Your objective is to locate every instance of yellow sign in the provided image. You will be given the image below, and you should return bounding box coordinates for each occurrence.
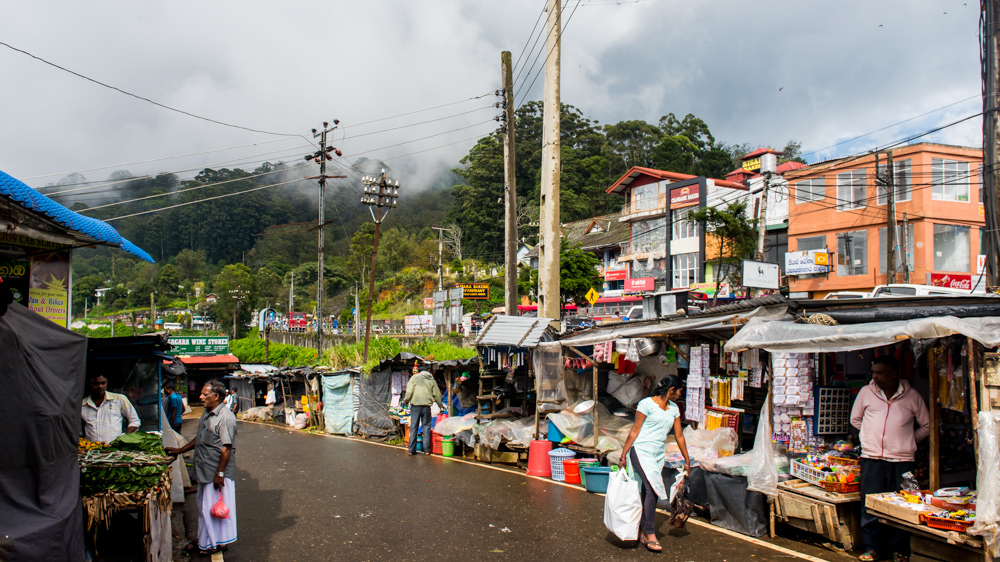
[742,157,761,172]
[585,287,599,305]
[457,282,490,300]
[814,252,829,266]
[28,288,68,327]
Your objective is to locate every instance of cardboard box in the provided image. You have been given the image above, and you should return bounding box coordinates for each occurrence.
[864,493,938,525]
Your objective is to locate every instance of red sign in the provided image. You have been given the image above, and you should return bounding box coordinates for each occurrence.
[930,273,972,290]
[670,184,700,209]
[604,268,628,281]
[625,277,655,292]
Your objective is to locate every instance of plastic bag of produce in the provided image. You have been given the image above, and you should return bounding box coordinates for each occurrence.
[210,490,230,519]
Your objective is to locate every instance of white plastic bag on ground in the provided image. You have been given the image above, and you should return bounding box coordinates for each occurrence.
[604,468,642,541]
[746,391,777,498]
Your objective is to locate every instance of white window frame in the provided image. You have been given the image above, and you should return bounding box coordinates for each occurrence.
[794,178,825,203]
[876,159,912,205]
[634,183,660,211]
[671,208,697,240]
[933,224,971,272]
[932,158,971,202]
[672,252,698,288]
[836,230,868,276]
[836,170,867,211]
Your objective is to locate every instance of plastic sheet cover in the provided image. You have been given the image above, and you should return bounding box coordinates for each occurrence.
[534,346,566,412]
[969,411,1000,557]
[478,417,536,449]
[548,401,632,453]
[725,316,1000,354]
[322,374,354,435]
[356,367,395,437]
[746,391,778,498]
[704,471,768,537]
[0,303,86,561]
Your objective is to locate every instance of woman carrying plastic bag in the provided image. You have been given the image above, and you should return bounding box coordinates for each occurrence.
[616,376,690,552]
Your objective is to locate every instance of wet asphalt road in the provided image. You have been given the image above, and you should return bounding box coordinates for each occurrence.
[209,422,851,562]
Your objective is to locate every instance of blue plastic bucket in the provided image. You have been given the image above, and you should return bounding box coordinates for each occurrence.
[547,420,565,443]
[582,466,612,493]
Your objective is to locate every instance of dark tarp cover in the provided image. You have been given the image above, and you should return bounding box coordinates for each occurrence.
[357,366,395,438]
[703,472,768,538]
[0,303,86,561]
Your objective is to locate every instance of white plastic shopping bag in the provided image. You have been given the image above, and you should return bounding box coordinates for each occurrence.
[669,471,685,505]
[603,467,642,541]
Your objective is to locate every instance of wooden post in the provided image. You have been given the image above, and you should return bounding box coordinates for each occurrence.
[567,346,600,454]
[447,368,453,417]
[928,347,941,492]
[967,338,980,462]
[534,368,541,440]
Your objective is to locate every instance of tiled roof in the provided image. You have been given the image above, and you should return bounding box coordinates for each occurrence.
[606,166,746,194]
[742,147,783,160]
[525,212,629,258]
[0,169,154,262]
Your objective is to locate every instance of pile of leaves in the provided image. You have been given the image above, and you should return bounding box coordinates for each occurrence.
[79,432,171,496]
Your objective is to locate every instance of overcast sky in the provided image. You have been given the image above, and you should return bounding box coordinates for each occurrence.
[0,0,982,196]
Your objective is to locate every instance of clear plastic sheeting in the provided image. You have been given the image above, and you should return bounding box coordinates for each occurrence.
[478,417,536,449]
[548,400,632,453]
[699,451,754,477]
[683,426,738,461]
[432,413,477,436]
[725,316,1000,354]
[534,346,567,412]
[607,372,644,408]
[969,411,1000,557]
[746,392,778,498]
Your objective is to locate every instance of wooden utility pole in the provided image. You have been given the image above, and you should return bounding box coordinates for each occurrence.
[987,0,1000,288]
[432,226,448,291]
[538,0,561,320]
[305,122,344,358]
[361,171,400,362]
[901,213,912,284]
[501,51,518,316]
[883,151,898,284]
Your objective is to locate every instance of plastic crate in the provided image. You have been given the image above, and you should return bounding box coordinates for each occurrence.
[790,459,827,487]
[920,513,974,532]
[827,455,860,468]
[822,480,860,494]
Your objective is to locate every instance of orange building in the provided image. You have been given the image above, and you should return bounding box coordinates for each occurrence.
[784,143,984,298]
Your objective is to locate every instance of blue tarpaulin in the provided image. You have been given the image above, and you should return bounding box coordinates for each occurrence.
[322,374,354,435]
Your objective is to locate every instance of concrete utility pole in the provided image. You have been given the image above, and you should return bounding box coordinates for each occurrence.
[354,283,361,343]
[501,51,518,316]
[432,226,448,291]
[902,212,912,283]
[986,0,1000,288]
[755,172,771,261]
[878,151,898,284]
[305,122,345,359]
[361,170,400,363]
[538,0,561,320]
[288,273,294,316]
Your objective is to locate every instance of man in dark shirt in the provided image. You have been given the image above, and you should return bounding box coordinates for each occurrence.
[167,380,237,555]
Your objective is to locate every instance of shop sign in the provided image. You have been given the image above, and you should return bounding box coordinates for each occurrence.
[168,336,230,356]
[604,267,628,281]
[742,157,761,172]
[669,184,700,209]
[689,282,731,298]
[979,254,987,275]
[742,260,780,289]
[624,277,655,292]
[457,282,489,300]
[785,250,829,276]
[423,297,434,309]
[930,273,972,290]
[602,289,624,298]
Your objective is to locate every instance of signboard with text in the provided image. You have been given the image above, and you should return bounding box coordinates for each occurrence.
[669,184,700,209]
[604,267,628,281]
[930,273,972,291]
[168,336,230,356]
[742,260,780,289]
[785,250,829,276]
[457,283,489,300]
[624,277,655,292]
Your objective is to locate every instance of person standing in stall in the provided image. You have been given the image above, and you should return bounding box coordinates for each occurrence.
[404,370,446,456]
[617,376,690,552]
[851,356,929,562]
[81,374,140,444]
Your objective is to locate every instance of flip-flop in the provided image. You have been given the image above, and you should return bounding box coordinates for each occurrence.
[859,551,879,562]
[645,540,662,552]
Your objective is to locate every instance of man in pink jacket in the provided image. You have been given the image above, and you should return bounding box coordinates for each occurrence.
[850,356,929,562]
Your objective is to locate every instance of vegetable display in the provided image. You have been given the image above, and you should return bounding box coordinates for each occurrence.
[79,432,172,496]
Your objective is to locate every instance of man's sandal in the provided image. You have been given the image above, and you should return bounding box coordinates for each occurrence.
[639,535,662,552]
[892,554,908,562]
[859,551,878,562]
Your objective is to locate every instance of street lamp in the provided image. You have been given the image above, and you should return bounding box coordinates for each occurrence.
[360,171,400,362]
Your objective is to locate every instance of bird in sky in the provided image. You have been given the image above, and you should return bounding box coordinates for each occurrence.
[779,87,784,92]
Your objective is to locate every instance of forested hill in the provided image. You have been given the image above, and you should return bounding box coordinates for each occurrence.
[57,102,802,322]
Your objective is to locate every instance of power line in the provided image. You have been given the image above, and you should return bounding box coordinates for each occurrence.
[0,41,303,138]
[101,177,305,221]
[512,4,548,74]
[515,0,584,110]
[512,3,555,90]
[343,91,497,129]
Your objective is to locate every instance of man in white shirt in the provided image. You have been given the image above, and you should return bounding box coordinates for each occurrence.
[81,374,140,444]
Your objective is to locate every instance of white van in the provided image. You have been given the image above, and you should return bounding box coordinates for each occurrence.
[871,284,974,298]
[823,291,871,300]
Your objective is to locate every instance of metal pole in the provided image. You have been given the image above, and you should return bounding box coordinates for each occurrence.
[885,151,897,284]
[364,210,381,363]
[902,212,912,284]
[317,128,327,358]
[538,0,561,321]
[755,172,770,261]
[361,172,399,362]
[986,0,1000,287]
[502,51,518,317]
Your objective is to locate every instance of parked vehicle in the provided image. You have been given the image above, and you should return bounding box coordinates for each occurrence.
[871,283,976,298]
[288,311,308,331]
[823,291,871,300]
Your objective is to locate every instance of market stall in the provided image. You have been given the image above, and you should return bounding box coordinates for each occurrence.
[726,296,1000,559]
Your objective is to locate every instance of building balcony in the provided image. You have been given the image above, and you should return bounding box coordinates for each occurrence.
[619,198,667,222]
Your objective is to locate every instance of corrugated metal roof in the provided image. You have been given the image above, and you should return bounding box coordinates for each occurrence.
[475,315,555,348]
[0,169,154,262]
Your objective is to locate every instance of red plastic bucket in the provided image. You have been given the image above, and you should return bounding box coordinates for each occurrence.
[526,440,554,477]
[563,459,582,484]
[432,432,444,455]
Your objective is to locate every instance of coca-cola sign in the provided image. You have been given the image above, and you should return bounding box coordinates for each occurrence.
[930,273,972,290]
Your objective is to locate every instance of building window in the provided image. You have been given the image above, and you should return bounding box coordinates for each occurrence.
[672,252,698,288]
[836,230,868,276]
[794,178,825,203]
[876,159,911,205]
[932,158,970,202]
[934,224,970,272]
[631,217,666,254]
[671,208,697,240]
[836,170,867,211]
[878,225,915,274]
[634,182,665,211]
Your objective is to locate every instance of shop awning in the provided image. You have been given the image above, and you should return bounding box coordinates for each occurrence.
[475,315,555,348]
[724,315,1000,354]
[543,303,790,348]
[177,354,241,366]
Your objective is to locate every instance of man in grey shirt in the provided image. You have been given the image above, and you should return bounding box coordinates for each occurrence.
[167,380,238,555]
